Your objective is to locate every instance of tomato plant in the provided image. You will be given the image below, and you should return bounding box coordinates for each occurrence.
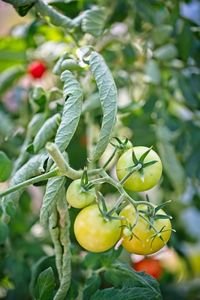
[0,0,199,299]
[120,204,172,255]
[66,179,96,209]
[116,146,163,192]
[28,60,46,79]
[74,204,121,253]
[133,258,163,279]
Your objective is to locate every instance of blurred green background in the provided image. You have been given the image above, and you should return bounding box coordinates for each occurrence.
[0,0,200,299]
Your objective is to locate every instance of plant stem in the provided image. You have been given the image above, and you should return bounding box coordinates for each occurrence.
[0,169,58,198]
[103,147,118,169]
[120,163,142,185]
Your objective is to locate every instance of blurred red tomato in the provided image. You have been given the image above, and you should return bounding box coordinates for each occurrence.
[133,258,163,279]
[28,61,46,79]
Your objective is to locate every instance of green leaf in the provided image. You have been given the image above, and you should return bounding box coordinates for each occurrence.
[0,66,25,95]
[55,70,83,152]
[154,44,177,61]
[91,286,160,300]
[82,7,106,37]
[156,125,185,194]
[83,248,122,270]
[0,151,12,182]
[29,87,47,113]
[0,220,9,244]
[145,59,161,85]
[102,263,162,300]
[40,176,66,226]
[83,274,101,300]
[2,152,48,218]
[30,114,61,153]
[0,111,14,138]
[89,51,117,161]
[30,256,56,298]
[35,267,55,300]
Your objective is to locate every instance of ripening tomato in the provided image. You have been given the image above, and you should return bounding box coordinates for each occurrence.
[28,61,46,79]
[74,204,121,253]
[116,146,162,192]
[66,179,96,209]
[120,204,171,255]
[133,258,163,279]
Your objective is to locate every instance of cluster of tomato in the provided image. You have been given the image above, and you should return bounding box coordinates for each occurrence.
[66,146,172,256]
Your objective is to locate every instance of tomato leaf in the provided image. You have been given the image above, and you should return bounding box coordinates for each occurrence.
[156,125,185,194]
[30,256,56,298]
[2,152,48,218]
[29,114,61,154]
[101,263,162,300]
[83,274,101,300]
[81,7,106,37]
[35,267,55,300]
[0,65,25,95]
[89,51,118,161]
[0,151,12,182]
[40,176,66,226]
[55,70,83,152]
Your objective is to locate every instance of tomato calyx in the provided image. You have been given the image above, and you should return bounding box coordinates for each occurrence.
[80,167,94,192]
[110,137,133,152]
[96,192,123,222]
[120,146,159,185]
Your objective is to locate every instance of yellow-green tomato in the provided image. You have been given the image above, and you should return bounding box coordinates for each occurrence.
[74,204,121,253]
[120,204,172,255]
[116,146,162,192]
[66,179,96,209]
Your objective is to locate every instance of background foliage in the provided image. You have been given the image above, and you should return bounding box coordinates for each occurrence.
[0,0,200,299]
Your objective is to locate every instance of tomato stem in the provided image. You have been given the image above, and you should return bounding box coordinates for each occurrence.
[0,168,59,198]
[120,163,142,185]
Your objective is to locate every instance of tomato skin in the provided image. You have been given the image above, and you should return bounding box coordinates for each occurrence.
[116,146,162,192]
[74,204,121,253]
[133,258,163,279]
[28,61,46,79]
[120,204,171,255]
[66,179,96,209]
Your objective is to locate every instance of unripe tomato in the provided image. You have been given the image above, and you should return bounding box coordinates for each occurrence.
[133,258,163,279]
[116,146,162,192]
[66,179,96,209]
[74,204,121,253]
[120,204,171,255]
[28,61,46,79]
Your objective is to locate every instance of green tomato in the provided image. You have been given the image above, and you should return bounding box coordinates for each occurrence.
[120,204,172,255]
[74,204,121,253]
[116,146,162,192]
[66,179,96,209]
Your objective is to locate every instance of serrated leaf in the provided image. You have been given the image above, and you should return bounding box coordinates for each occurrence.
[0,66,25,95]
[55,70,83,152]
[89,51,117,161]
[40,176,66,226]
[0,151,12,182]
[31,114,61,153]
[104,263,161,299]
[82,7,106,37]
[91,286,161,300]
[35,267,55,300]
[83,274,101,300]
